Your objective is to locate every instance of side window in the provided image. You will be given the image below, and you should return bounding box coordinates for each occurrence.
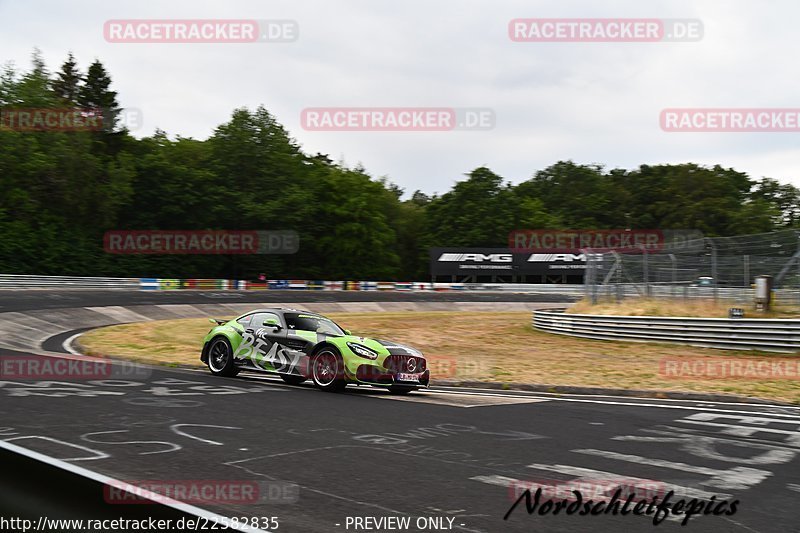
[250,312,281,328]
[236,314,252,328]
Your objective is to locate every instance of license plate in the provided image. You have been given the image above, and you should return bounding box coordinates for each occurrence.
[396,373,420,383]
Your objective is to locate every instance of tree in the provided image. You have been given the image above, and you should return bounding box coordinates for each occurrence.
[425,167,517,247]
[78,60,119,131]
[3,50,800,280]
[13,49,57,107]
[514,161,618,228]
[0,62,18,106]
[52,52,82,104]
[750,177,800,227]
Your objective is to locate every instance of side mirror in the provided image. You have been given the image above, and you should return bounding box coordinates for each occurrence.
[344,329,352,335]
[263,318,281,329]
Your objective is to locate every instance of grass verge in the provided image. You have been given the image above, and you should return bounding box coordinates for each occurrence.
[78,311,800,404]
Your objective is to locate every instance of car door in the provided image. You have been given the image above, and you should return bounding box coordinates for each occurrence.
[250,312,288,369]
[231,312,284,370]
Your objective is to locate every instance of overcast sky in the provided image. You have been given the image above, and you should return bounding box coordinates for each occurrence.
[1,0,798,196]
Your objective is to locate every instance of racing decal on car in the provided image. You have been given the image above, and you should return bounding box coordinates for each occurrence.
[202,308,430,391]
[233,330,307,376]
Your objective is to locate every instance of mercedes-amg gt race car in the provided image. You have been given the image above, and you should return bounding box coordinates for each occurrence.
[200,308,430,393]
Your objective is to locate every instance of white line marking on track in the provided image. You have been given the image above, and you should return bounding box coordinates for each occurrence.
[62,332,83,355]
[0,439,268,532]
[432,384,800,407]
[425,389,800,419]
[170,423,241,445]
[3,436,110,461]
[139,368,800,419]
[572,449,771,491]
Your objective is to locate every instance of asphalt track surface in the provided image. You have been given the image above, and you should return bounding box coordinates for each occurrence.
[1,291,799,533]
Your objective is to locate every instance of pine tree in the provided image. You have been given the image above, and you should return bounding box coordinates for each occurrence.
[78,60,120,131]
[52,52,82,104]
[14,48,56,106]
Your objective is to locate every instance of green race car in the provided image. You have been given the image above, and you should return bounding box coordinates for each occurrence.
[200,308,430,393]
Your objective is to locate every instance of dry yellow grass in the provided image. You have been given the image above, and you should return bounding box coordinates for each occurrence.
[568,297,800,318]
[79,312,800,403]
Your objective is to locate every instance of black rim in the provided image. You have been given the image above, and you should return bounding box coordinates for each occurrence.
[208,339,230,372]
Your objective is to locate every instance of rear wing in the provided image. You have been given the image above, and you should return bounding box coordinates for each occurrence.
[208,318,228,326]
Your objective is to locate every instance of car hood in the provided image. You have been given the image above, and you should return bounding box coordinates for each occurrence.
[338,335,423,357]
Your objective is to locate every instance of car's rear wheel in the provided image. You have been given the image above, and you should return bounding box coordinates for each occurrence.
[279,374,307,386]
[388,385,415,395]
[207,337,239,377]
[311,348,346,392]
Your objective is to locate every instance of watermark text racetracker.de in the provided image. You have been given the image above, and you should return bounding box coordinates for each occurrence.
[0,107,143,132]
[0,354,149,381]
[104,19,298,43]
[301,108,495,131]
[660,357,800,380]
[104,479,297,505]
[103,230,299,255]
[509,18,703,42]
[661,108,800,132]
[509,229,704,253]
[426,355,491,380]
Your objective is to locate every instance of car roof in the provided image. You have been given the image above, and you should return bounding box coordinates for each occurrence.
[239,308,321,316]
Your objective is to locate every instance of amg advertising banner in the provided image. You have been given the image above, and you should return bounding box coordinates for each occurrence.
[430,248,601,276]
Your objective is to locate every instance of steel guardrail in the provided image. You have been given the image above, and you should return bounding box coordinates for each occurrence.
[532,309,800,352]
[3,274,800,303]
[0,274,140,289]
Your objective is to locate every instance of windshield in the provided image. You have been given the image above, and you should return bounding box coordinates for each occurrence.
[283,313,345,336]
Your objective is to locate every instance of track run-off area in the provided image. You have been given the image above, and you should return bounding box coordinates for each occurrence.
[0,290,799,533]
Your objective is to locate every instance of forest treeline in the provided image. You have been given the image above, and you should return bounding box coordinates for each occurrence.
[1,51,798,280]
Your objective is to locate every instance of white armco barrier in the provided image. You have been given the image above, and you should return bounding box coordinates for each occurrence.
[0,274,141,290]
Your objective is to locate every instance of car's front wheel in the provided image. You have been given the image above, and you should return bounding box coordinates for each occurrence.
[207,337,239,377]
[311,348,346,392]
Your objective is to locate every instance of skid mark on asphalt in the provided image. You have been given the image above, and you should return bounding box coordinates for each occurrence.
[369,391,550,408]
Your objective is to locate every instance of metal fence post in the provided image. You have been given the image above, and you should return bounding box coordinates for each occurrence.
[582,248,591,301]
[582,247,599,304]
[795,234,800,304]
[639,244,650,297]
[669,253,676,297]
[705,238,718,302]
[744,254,749,288]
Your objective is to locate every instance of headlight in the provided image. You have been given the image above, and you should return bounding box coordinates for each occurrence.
[347,342,378,360]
